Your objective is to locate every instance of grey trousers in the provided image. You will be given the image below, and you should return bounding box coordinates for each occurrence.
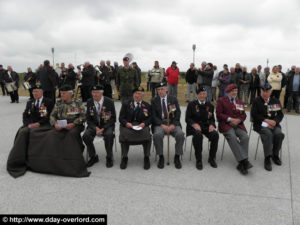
[167,84,178,98]
[258,127,284,157]
[153,126,185,156]
[223,127,249,162]
[186,83,196,101]
[238,85,249,105]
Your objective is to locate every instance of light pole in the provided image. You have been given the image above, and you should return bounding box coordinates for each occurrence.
[51,47,55,66]
[267,58,269,67]
[192,44,196,64]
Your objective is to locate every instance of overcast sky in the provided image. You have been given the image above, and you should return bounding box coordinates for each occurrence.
[0,0,299,72]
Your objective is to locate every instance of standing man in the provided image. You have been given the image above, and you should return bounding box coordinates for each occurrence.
[166,61,180,98]
[238,66,250,107]
[80,62,96,102]
[152,83,185,169]
[186,86,219,170]
[148,61,164,98]
[132,62,142,86]
[83,85,116,168]
[216,84,252,175]
[39,60,57,103]
[97,60,112,99]
[106,60,115,95]
[185,63,197,102]
[286,67,300,113]
[118,87,152,170]
[3,66,19,103]
[0,65,8,96]
[24,67,37,99]
[198,63,214,102]
[7,85,54,178]
[251,83,284,171]
[116,56,139,101]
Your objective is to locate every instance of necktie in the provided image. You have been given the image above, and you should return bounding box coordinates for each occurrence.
[162,98,168,119]
[97,102,101,114]
[35,99,39,108]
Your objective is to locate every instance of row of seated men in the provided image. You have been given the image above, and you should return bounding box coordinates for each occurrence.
[6,82,284,178]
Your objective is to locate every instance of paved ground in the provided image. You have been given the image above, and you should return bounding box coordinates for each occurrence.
[0,96,298,225]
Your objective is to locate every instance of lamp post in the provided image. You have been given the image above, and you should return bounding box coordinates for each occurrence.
[51,47,55,66]
[192,44,196,64]
[267,58,269,67]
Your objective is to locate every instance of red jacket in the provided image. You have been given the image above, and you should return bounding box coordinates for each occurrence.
[216,96,247,133]
[166,66,179,85]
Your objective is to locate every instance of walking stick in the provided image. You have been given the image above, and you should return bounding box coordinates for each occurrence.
[167,112,170,165]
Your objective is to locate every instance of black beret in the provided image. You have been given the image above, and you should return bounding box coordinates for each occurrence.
[59,84,73,91]
[132,86,145,94]
[92,85,104,91]
[32,85,42,90]
[196,86,206,94]
[261,83,272,91]
[156,82,167,88]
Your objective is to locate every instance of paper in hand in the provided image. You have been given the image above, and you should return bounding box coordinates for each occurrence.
[57,120,68,128]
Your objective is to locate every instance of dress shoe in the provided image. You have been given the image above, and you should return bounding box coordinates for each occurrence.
[196,159,203,170]
[16,100,19,103]
[272,155,282,166]
[144,156,150,170]
[244,159,253,169]
[264,156,272,171]
[86,155,99,167]
[174,155,182,169]
[157,155,164,169]
[120,157,128,169]
[106,156,113,168]
[236,162,248,175]
[208,158,217,168]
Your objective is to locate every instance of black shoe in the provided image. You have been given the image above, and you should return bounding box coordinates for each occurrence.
[272,155,282,166]
[10,101,15,103]
[86,155,99,167]
[264,156,272,171]
[144,156,150,170]
[120,157,128,169]
[157,155,164,169]
[244,160,253,170]
[106,157,113,168]
[196,159,203,170]
[174,155,182,169]
[236,162,248,175]
[16,100,19,103]
[208,158,217,168]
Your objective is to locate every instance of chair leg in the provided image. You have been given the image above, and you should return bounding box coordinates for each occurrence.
[254,136,260,160]
[184,135,187,152]
[249,123,253,139]
[280,148,282,160]
[221,137,226,160]
[114,136,117,152]
[189,140,193,161]
[85,146,89,162]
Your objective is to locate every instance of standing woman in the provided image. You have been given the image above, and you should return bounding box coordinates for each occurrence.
[267,66,282,99]
[211,65,219,102]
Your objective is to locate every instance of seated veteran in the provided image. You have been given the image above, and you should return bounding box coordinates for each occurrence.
[216,84,252,175]
[152,83,185,169]
[250,83,284,171]
[83,85,116,168]
[27,84,89,177]
[7,85,54,178]
[185,86,219,170]
[119,86,152,170]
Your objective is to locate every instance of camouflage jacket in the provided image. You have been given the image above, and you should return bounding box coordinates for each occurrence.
[50,98,86,126]
[116,66,138,98]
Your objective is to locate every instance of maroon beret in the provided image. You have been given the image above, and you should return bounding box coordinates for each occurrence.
[225,84,238,93]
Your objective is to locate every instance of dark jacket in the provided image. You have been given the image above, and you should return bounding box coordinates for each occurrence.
[3,71,19,88]
[185,68,197,84]
[24,72,37,86]
[23,97,54,126]
[119,98,151,127]
[95,65,110,86]
[81,65,96,86]
[185,100,216,136]
[230,72,238,84]
[65,68,77,89]
[0,69,6,84]
[38,67,57,91]
[151,95,181,127]
[237,72,251,86]
[86,97,116,130]
[198,69,213,86]
[286,73,300,95]
[218,72,231,90]
[249,73,260,89]
[251,96,284,132]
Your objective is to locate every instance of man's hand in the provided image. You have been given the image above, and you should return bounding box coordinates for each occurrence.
[138,123,145,128]
[161,124,170,133]
[209,125,215,132]
[28,123,40,129]
[264,119,276,129]
[230,118,241,127]
[96,127,104,136]
[65,123,75,130]
[168,124,175,132]
[126,122,133,129]
[192,123,201,131]
[55,123,62,131]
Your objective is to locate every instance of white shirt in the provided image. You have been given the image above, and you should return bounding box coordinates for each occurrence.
[134,101,142,108]
[160,96,168,118]
[94,96,104,113]
[198,100,206,105]
[35,96,43,108]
